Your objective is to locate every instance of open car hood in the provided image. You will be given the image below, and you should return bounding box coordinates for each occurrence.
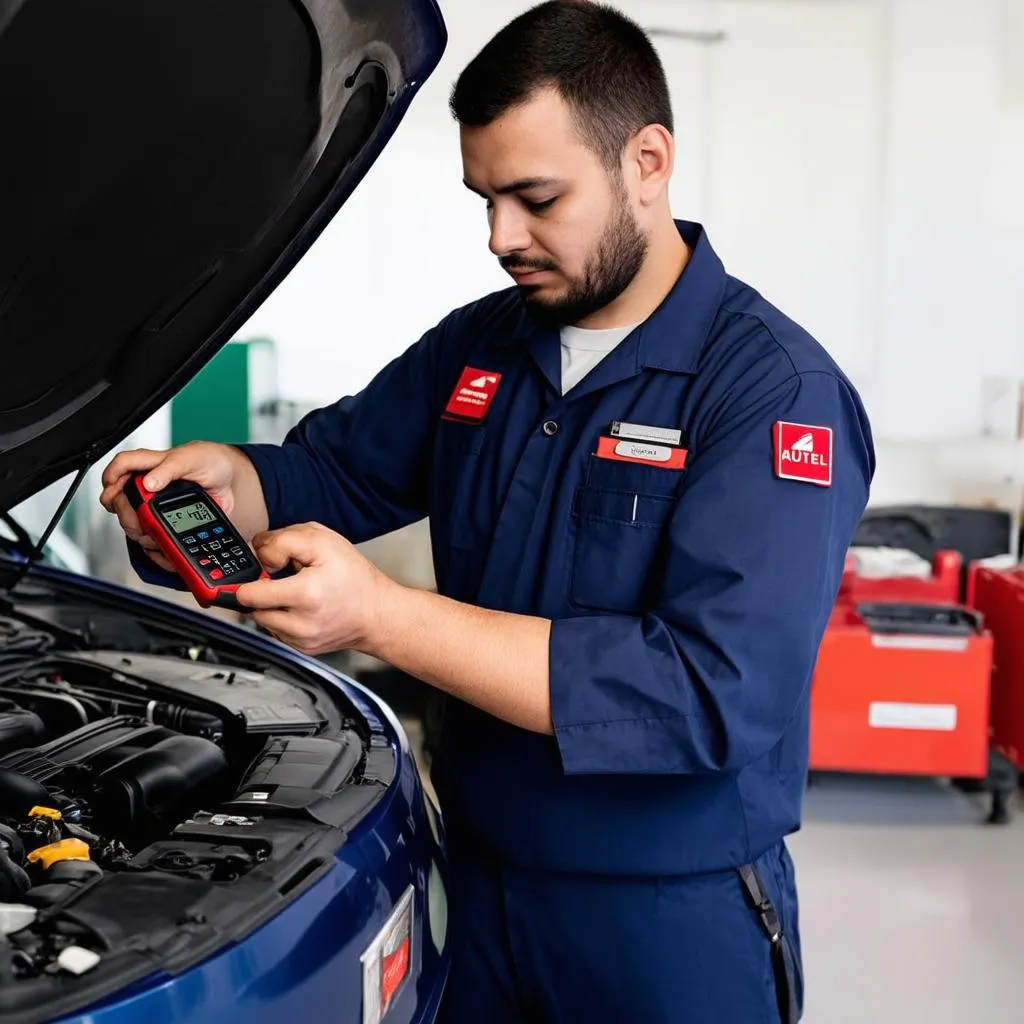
[0,0,446,512]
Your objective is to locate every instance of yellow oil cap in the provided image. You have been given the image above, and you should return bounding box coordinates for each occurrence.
[26,838,90,869]
[28,806,63,821]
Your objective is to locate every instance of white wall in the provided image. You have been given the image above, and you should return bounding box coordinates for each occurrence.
[237,0,532,401]
[870,0,1024,507]
[81,0,1019,579]
[233,0,1024,509]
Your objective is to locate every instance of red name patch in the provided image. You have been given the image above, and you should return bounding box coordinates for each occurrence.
[773,421,833,487]
[443,367,502,423]
[596,435,687,469]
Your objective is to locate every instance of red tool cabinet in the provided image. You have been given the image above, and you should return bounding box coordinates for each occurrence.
[838,549,962,605]
[970,566,1024,771]
[809,601,992,779]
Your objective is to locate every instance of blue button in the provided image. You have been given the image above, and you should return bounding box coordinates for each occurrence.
[213,526,225,535]
[197,530,210,540]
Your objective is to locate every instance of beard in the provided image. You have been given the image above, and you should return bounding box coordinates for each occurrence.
[504,189,648,330]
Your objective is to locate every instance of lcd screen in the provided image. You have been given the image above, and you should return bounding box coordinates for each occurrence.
[162,500,217,535]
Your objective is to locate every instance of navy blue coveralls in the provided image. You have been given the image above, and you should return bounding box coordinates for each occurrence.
[132,222,874,1022]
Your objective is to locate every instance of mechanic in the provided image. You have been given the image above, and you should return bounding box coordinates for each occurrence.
[100,2,874,1021]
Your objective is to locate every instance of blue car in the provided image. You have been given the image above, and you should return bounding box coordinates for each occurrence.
[0,1,450,1022]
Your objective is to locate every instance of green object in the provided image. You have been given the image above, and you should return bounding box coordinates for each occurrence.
[171,337,276,446]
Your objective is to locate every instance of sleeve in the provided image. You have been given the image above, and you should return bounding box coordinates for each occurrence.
[127,539,189,591]
[237,313,457,541]
[549,369,875,775]
[126,309,468,591]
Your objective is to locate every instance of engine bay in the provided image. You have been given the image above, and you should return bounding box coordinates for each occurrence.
[0,580,397,1022]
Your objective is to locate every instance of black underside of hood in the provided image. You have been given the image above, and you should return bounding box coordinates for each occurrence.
[0,0,446,511]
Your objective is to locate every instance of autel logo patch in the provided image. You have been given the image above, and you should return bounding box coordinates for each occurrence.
[443,367,503,423]
[773,421,833,486]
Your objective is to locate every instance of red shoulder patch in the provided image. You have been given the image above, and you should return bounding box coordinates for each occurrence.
[773,421,833,487]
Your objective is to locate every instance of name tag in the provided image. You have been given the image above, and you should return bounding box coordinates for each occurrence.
[611,421,683,446]
[596,435,687,468]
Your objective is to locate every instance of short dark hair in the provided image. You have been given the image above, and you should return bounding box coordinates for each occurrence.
[449,1,673,170]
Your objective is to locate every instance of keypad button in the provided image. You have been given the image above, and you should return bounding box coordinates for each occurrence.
[231,546,244,556]
[209,540,222,551]
[199,558,211,566]
[209,568,224,581]
[188,546,200,555]
[213,526,225,535]
[197,531,210,540]
[237,555,250,566]
[184,536,197,545]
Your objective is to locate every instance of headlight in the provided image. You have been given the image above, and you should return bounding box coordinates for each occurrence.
[361,885,414,1024]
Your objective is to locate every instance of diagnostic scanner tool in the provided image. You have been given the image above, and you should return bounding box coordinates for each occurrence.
[125,474,268,610]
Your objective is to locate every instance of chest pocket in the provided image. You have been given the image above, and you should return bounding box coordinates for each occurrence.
[570,455,684,614]
[435,422,489,550]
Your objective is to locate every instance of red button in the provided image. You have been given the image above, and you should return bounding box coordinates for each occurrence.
[209,569,223,580]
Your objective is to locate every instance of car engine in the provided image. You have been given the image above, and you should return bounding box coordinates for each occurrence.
[0,602,396,1019]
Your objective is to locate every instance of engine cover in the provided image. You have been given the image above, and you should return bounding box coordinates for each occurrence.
[0,716,228,833]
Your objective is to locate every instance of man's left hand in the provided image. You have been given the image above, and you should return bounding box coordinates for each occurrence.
[235,523,391,657]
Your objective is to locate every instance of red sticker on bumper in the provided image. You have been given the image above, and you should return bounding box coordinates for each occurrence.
[443,367,502,422]
[774,421,833,486]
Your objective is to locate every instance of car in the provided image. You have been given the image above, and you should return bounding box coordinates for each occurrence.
[0,1,450,1022]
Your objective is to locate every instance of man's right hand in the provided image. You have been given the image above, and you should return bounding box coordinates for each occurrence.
[99,441,270,573]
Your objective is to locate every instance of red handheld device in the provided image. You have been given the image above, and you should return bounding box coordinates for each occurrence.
[124,474,268,610]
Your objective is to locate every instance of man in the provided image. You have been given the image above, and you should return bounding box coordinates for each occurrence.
[100,2,874,1021]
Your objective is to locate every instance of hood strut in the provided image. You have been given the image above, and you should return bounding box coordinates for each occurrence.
[7,463,91,591]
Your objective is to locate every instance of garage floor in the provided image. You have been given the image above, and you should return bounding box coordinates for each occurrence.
[402,712,1024,1023]
[792,775,1024,1024]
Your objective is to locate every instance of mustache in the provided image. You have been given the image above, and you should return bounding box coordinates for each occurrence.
[500,256,558,272]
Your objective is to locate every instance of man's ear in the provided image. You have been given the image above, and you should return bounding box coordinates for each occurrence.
[626,124,674,206]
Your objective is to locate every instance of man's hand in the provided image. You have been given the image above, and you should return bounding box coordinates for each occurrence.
[99,441,270,571]
[237,522,554,734]
[235,523,392,656]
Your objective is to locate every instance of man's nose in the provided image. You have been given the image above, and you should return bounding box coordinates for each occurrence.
[488,204,530,257]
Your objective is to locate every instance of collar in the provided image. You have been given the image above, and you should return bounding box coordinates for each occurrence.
[492,220,727,376]
[636,220,726,374]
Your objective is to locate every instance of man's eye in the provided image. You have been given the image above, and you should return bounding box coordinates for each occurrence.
[525,197,558,213]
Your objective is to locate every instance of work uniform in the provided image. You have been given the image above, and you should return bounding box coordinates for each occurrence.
[132,221,874,1022]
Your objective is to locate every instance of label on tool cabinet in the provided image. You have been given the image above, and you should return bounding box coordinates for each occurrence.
[868,702,958,731]
[870,635,969,652]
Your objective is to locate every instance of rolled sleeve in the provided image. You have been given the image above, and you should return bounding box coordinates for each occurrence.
[551,369,874,775]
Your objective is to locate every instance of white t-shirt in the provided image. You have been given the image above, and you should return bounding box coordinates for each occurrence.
[559,323,638,395]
